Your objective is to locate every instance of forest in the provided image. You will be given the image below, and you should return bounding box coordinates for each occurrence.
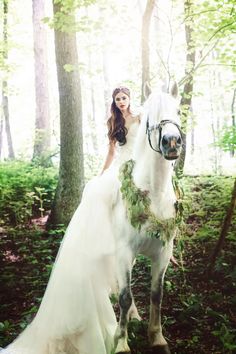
[0,0,236,353]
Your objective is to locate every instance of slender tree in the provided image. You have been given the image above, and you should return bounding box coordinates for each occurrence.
[49,1,84,226]
[2,0,15,160]
[88,57,98,153]
[86,22,98,153]
[230,88,236,157]
[32,0,51,163]
[141,0,155,103]
[177,0,196,176]
[102,46,111,119]
[99,5,112,119]
[0,114,3,158]
[208,177,236,275]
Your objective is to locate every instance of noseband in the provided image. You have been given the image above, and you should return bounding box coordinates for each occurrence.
[146,118,183,154]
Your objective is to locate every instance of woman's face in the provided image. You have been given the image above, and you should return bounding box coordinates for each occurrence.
[114,91,130,113]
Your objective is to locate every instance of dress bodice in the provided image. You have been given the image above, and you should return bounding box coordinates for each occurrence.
[115,120,140,166]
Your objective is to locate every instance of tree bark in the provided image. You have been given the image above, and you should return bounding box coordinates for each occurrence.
[208,178,236,275]
[209,54,218,174]
[32,0,51,162]
[88,39,98,153]
[2,0,15,160]
[176,0,195,176]
[49,3,84,227]
[141,0,155,103]
[0,110,3,159]
[102,47,111,119]
[230,88,236,157]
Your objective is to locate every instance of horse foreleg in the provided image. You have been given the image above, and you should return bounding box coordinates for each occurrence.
[148,250,172,354]
[115,271,132,353]
[129,300,142,321]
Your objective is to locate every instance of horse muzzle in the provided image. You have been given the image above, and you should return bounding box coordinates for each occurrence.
[161,134,182,160]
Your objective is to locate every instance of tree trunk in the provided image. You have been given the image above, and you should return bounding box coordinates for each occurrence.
[102,48,111,119]
[190,113,194,155]
[98,6,111,119]
[141,0,155,103]
[209,55,218,174]
[32,0,51,162]
[88,41,98,153]
[0,110,3,159]
[177,0,195,176]
[230,88,236,157]
[208,177,236,275]
[49,3,84,227]
[2,1,15,160]
[2,82,14,159]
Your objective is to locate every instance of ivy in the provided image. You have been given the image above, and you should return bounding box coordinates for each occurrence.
[119,160,184,242]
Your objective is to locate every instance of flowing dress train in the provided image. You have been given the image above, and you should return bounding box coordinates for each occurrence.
[1,121,139,354]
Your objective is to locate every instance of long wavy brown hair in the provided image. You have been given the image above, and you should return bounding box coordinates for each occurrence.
[107,87,131,145]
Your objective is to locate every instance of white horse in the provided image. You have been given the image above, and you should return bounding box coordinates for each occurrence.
[0,89,182,354]
[113,89,183,354]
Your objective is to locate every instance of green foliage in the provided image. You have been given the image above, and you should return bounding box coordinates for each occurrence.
[0,320,13,345]
[119,160,183,241]
[183,175,235,238]
[213,323,236,352]
[0,1,18,78]
[63,63,75,72]
[192,0,236,45]
[119,159,151,229]
[0,225,64,347]
[216,125,236,152]
[44,0,98,33]
[0,176,235,352]
[0,161,58,225]
[179,0,236,91]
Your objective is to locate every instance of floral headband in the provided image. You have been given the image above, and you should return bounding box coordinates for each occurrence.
[112,86,130,99]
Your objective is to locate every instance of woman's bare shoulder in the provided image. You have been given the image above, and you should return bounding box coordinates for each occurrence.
[131,107,143,123]
[133,115,141,123]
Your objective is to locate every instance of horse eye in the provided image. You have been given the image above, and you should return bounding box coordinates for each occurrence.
[162,136,169,146]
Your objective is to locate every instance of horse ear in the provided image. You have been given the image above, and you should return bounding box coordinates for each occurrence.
[143,81,151,100]
[171,82,178,98]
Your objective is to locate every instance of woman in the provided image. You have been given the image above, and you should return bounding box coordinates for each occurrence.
[1,87,140,354]
[101,86,140,173]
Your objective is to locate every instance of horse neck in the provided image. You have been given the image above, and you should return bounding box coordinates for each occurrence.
[134,151,173,193]
[133,145,175,218]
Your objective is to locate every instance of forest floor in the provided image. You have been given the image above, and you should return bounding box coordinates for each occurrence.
[0,176,236,354]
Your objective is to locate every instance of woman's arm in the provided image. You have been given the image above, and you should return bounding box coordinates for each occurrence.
[101,141,116,174]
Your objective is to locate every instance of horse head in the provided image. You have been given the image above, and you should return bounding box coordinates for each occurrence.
[144,89,183,161]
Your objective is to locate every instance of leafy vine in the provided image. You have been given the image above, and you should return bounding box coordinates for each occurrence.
[119,159,184,242]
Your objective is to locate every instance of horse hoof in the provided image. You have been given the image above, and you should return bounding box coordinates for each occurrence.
[151,344,171,354]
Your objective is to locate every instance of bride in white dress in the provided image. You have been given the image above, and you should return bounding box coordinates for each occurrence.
[1,87,140,354]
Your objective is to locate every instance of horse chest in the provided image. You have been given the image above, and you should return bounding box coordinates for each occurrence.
[150,194,176,220]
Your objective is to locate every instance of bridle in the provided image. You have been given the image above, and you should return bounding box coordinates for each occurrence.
[146,117,183,154]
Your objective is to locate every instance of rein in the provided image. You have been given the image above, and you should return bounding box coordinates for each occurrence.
[146,118,183,154]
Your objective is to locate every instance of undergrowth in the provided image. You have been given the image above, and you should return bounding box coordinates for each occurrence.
[0,161,58,225]
[0,172,235,353]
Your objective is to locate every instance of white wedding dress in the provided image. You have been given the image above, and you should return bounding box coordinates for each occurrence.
[1,121,140,354]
